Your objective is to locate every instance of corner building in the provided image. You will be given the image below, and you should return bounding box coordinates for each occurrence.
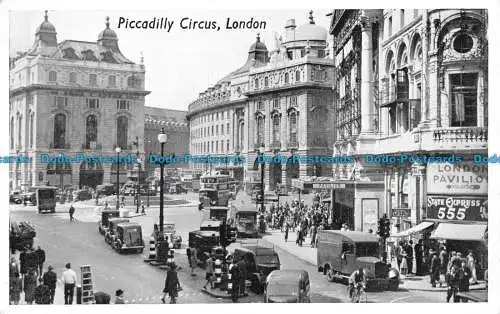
[9,12,149,190]
[329,9,487,271]
[187,12,334,190]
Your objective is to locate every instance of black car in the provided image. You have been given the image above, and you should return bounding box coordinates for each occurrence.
[10,192,23,204]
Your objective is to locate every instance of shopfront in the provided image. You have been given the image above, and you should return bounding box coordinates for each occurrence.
[425,162,488,278]
[333,186,355,230]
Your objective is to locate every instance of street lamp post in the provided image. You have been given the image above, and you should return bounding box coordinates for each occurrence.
[136,157,142,214]
[158,128,167,234]
[115,146,121,210]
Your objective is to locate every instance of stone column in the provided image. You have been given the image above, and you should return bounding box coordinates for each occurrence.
[420,24,430,125]
[360,17,374,134]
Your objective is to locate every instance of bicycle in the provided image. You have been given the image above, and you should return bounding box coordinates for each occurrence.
[347,284,367,303]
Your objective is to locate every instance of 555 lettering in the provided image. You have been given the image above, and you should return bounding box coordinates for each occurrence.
[436,207,466,220]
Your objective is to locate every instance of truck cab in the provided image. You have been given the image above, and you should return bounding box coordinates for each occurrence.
[98,210,120,235]
[317,230,399,290]
[105,218,130,245]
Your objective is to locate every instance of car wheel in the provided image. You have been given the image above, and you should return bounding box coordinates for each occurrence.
[16,200,22,204]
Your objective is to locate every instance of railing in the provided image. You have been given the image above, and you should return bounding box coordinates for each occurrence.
[433,127,488,144]
[270,141,281,150]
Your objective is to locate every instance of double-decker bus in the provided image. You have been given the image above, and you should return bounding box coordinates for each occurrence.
[199,173,231,207]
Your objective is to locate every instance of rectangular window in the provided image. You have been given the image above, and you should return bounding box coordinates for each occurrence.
[227,140,230,152]
[49,71,57,82]
[227,123,230,134]
[388,17,393,37]
[89,74,97,86]
[86,98,100,109]
[450,73,478,127]
[221,124,224,135]
[108,75,116,87]
[400,9,405,28]
[69,72,77,83]
[211,125,214,135]
[389,107,397,134]
[273,98,280,110]
[257,101,265,111]
[116,99,130,110]
[216,125,219,135]
[54,96,68,108]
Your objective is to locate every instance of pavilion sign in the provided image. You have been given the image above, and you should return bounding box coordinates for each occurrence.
[427,162,487,195]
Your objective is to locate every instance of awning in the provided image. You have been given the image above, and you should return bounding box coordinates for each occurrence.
[392,221,434,237]
[430,223,487,241]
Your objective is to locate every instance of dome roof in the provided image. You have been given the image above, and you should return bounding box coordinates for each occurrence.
[36,11,56,34]
[248,33,268,53]
[98,17,117,40]
[294,11,327,42]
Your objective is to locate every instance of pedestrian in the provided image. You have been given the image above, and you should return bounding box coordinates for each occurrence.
[34,278,51,304]
[10,257,19,279]
[61,262,77,304]
[10,271,23,305]
[203,255,214,289]
[230,261,240,303]
[459,261,471,302]
[414,240,424,275]
[237,258,247,297]
[42,265,57,304]
[190,247,198,276]
[400,245,408,276]
[19,248,27,279]
[69,203,75,222]
[141,202,146,214]
[35,246,46,278]
[25,247,38,277]
[24,269,37,304]
[439,246,448,286]
[284,223,289,242]
[162,263,181,304]
[429,250,440,288]
[186,247,192,268]
[467,251,478,284]
[446,265,460,303]
[406,240,414,275]
[114,289,125,304]
[311,225,317,248]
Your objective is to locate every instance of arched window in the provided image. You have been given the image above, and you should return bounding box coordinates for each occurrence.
[272,114,280,143]
[255,78,259,89]
[284,73,289,84]
[295,71,301,82]
[117,116,128,149]
[264,77,269,87]
[53,113,66,149]
[49,71,57,82]
[238,121,245,151]
[289,111,297,144]
[256,116,264,145]
[10,117,14,149]
[86,115,98,149]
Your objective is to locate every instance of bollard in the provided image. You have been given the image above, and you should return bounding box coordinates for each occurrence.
[167,242,175,266]
[76,285,82,304]
[146,236,156,260]
[214,258,222,286]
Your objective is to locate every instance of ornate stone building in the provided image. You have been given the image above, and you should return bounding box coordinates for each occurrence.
[329,10,488,239]
[187,12,335,189]
[9,12,149,190]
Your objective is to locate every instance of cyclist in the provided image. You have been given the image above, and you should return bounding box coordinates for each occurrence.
[348,267,366,302]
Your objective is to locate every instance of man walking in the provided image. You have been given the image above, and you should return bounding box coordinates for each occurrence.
[230,261,240,303]
[61,263,77,304]
[69,204,75,222]
[34,278,51,304]
[430,250,440,288]
[35,246,46,277]
[42,265,57,304]
[414,240,423,275]
[406,240,414,275]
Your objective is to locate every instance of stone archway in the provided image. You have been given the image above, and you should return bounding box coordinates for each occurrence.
[79,161,103,189]
[46,162,72,188]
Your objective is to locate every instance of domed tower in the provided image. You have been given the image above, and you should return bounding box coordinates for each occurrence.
[248,33,268,65]
[97,16,119,52]
[34,11,57,50]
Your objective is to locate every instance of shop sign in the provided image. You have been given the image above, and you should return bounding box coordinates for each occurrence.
[427,195,488,222]
[312,182,345,189]
[391,207,410,218]
[427,162,488,195]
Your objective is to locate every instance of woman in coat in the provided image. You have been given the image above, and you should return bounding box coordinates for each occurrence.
[162,264,180,304]
[24,269,37,304]
[10,272,23,305]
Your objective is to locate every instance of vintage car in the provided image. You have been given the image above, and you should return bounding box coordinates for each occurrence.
[98,210,120,235]
[112,222,145,253]
[10,192,23,204]
[96,184,116,196]
[230,246,281,293]
[162,222,182,249]
[188,230,220,262]
[105,218,130,244]
[264,270,311,303]
[73,189,92,201]
[317,230,399,290]
[233,205,259,238]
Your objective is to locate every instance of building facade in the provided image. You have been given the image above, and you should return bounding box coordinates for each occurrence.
[9,12,149,190]
[329,9,488,257]
[187,12,335,190]
[144,107,189,177]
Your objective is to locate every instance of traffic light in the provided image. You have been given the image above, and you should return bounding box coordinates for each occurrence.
[219,219,228,247]
[383,217,391,238]
[377,218,384,237]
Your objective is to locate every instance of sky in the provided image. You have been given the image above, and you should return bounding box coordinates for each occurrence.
[10,9,331,112]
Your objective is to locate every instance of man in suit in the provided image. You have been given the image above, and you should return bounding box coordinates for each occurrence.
[414,240,424,275]
[42,265,57,304]
[406,240,414,275]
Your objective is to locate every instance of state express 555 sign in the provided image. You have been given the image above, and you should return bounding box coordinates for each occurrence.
[427,196,488,221]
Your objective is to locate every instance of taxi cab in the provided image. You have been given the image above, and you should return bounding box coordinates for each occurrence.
[264,270,310,303]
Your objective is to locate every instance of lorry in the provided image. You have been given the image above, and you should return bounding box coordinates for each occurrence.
[29,186,58,213]
[316,230,399,290]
